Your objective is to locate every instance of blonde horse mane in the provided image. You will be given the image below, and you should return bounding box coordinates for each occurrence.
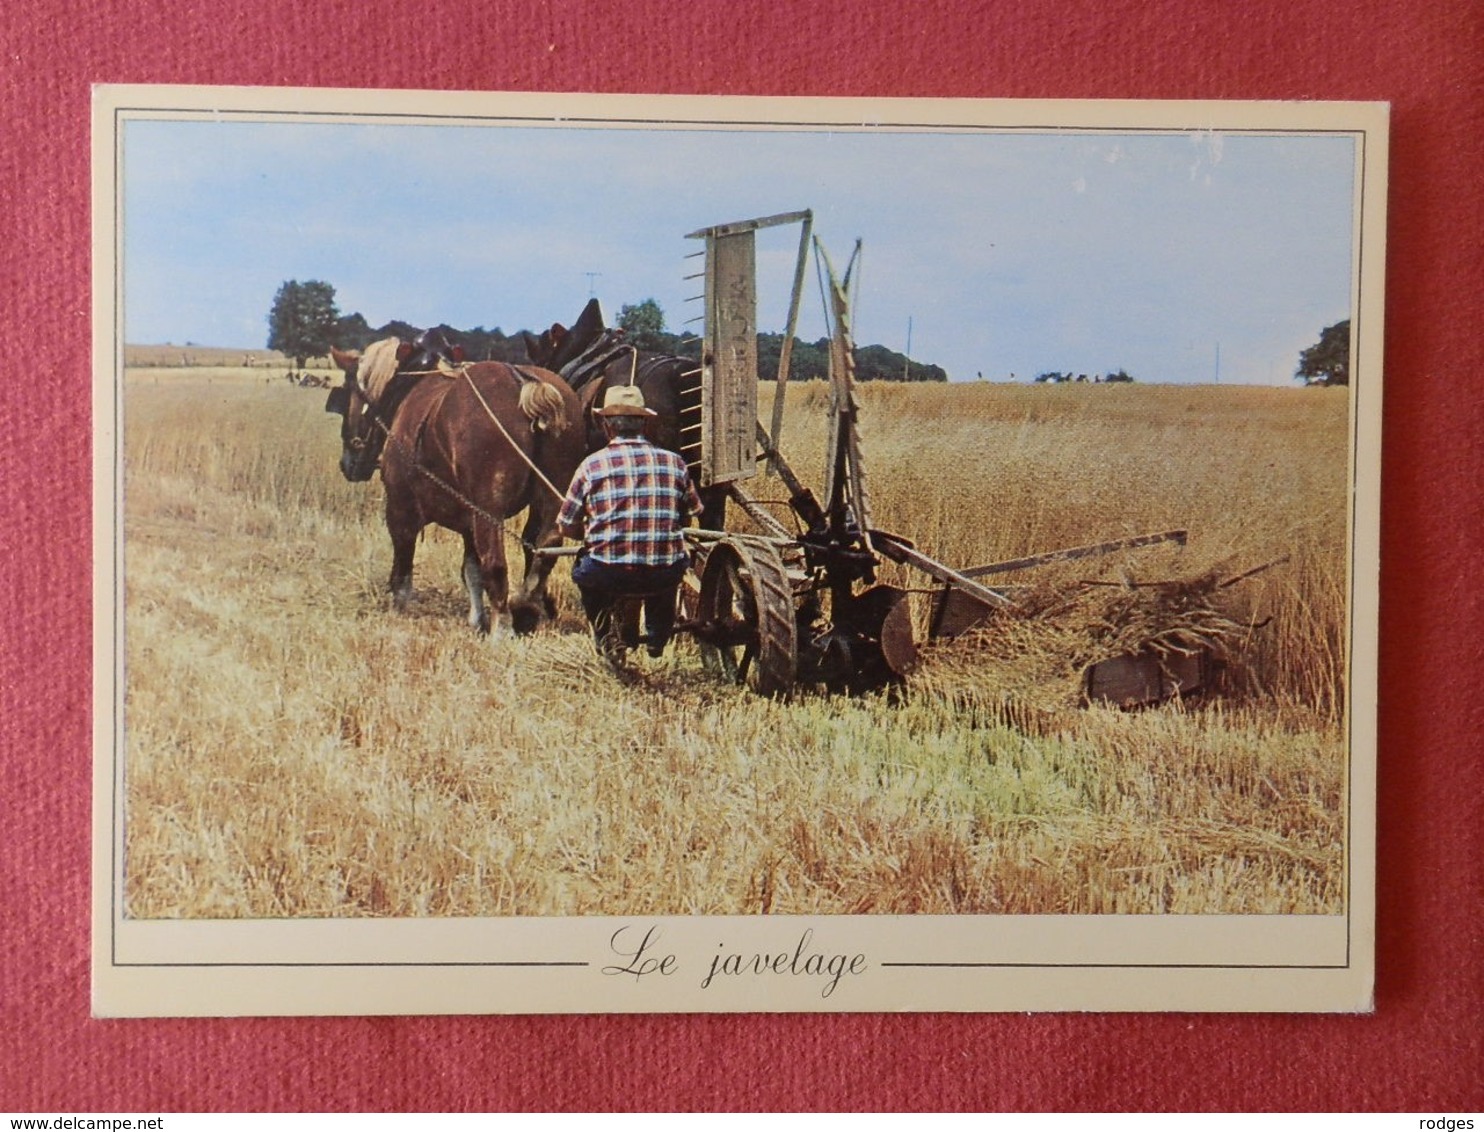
[361,339,564,435]
[357,338,404,403]
[518,373,567,433]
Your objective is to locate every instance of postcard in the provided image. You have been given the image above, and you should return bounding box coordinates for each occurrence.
[93,85,1384,1015]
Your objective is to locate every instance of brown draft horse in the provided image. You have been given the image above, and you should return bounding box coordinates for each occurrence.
[326,334,586,635]
[522,299,727,531]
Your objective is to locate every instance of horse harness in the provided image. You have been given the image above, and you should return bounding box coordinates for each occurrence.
[350,362,562,549]
[556,328,632,389]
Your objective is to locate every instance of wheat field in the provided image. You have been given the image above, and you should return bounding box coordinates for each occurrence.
[117,367,1352,918]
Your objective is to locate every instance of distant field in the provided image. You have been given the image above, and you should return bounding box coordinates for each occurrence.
[124,344,297,368]
[116,367,1352,918]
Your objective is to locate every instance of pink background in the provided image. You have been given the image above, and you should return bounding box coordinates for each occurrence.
[3,0,1480,1113]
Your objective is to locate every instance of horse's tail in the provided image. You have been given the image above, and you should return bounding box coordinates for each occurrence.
[515,368,567,433]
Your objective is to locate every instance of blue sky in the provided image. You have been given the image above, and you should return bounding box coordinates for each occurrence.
[121,114,1358,383]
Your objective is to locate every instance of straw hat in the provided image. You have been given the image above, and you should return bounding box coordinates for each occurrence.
[598,384,657,417]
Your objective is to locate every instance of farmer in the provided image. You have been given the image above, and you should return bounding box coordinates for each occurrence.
[558,384,702,659]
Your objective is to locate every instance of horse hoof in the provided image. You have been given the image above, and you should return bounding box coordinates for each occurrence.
[510,603,543,636]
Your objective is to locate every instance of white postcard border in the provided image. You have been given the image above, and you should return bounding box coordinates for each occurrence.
[92,85,1384,1017]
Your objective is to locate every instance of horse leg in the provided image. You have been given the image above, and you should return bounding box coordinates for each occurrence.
[472,522,513,639]
[461,531,489,634]
[511,503,561,634]
[386,509,418,612]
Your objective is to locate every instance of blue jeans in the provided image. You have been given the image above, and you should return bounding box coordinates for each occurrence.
[570,555,689,650]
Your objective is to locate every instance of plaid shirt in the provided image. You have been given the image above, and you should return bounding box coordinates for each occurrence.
[558,437,702,566]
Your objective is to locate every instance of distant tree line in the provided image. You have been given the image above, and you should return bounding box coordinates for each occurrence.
[614,327,948,384]
[610,298,945,381]
[262,284,1359,389]
[1028,318,1353,388]
[1034,369,1135,384]
[329,310,531,364]
[267,282,946,382]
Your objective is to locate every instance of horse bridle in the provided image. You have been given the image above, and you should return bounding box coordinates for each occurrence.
[342,355,440,458]
[340,372,392,471]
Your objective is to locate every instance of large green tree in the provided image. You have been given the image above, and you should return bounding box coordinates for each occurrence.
[267,279,340,369]
[1297,319,1351,386]
[616,298,667,351]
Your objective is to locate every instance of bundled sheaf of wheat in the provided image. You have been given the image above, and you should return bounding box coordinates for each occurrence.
[1070,567,1255,665]
[912,566,1257,717]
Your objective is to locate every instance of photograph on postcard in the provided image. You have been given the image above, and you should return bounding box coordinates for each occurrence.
[94,88,1382,1015]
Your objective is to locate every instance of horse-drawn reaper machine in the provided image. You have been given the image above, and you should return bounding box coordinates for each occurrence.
[572,210,1207,703]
